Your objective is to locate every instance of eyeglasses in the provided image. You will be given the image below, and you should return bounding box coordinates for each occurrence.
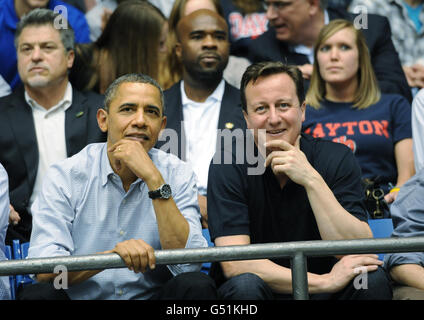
[263,1,294,11]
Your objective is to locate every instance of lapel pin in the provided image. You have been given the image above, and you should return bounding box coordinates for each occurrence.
[225,122,234,130]
[76,111,84,118]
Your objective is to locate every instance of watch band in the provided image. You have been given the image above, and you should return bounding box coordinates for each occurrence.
[148,183,172,199]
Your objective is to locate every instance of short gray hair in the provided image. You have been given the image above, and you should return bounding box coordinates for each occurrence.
[104,73,165,113]
[14,8,75,53]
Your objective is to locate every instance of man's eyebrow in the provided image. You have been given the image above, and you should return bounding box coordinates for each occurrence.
[146,104,161,110]
[118,102,137,108]
[189,29,227,35]
[189,30,205,35]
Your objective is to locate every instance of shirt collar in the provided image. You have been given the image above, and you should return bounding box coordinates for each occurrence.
[180,79,225,106]
[25,82,73,112]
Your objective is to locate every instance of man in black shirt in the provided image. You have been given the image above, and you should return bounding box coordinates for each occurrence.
[207,61,392,299]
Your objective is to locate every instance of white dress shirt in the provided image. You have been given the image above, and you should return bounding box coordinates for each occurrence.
[25,82,73,211]
[181,80,225,195]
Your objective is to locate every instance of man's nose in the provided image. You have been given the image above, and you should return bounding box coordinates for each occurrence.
[202,34,217,49]
[266,3,278,21]
[31,46,42,61]
[132,109,146,127]
[268,106,281,125]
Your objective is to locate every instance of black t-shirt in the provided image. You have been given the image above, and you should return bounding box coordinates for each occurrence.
[207,133,368,277]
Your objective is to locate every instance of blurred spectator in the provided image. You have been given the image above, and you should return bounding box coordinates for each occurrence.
[62,0,87,12]
[165,0,250,89]
[220,0,268,57]
[384,169,424,300]
[303,19,415,218]
[149,0,175,17]
[247,0,412,103]
[0,0,90,90]
[0,9,105,244]
[0,76,11,98]
[349,0,424,92]
[85,0,118,42]
[156,9,246,228]
[0,164,11,300]
[328,0,352,9]
[70,0,169,93]
[412,88,424,172]
[85,0,173,42]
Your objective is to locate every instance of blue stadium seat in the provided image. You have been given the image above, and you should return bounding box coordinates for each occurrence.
[201,229,214,274]
[4,245,15,300]
[368,218,394,260]
[11,240,34,291]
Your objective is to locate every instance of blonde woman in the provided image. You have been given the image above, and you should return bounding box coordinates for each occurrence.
[303,19,415,214]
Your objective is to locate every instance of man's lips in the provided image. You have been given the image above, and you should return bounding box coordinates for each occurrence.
[266,129,286,136]
[28,66,46,72]
[125,134,149,141]
[199,53,220,63]
[273,23,288,32]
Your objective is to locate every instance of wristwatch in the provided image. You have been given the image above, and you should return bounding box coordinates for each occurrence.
[148,184,172,200]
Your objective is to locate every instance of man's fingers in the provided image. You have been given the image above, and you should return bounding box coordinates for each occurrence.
[146,245,156,270]
[113,240,155,273]
[264,139,293,151]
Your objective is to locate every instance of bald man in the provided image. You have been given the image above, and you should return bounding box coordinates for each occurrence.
[156,9,246,229]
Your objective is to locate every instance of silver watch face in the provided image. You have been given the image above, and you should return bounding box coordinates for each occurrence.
[160,184,172,199]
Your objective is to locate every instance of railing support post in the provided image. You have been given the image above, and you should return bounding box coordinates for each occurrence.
[291,252,309,300]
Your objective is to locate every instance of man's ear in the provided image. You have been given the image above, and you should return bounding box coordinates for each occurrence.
[242,109,248,122]
[97,108,108,133]
[67,49,75,69]
[301,101,306,123]
[308,0,321,15]
[175,42,182,62]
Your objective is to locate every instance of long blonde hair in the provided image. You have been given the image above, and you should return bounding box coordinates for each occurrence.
[306,19,380,110]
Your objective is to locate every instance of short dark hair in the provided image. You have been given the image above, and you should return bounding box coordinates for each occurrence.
[14,8,75,53]
[104,73,165,113]
[240,61,305,112]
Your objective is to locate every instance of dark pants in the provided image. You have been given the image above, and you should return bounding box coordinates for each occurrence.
[17,271,218,300]
[218,267,393,300]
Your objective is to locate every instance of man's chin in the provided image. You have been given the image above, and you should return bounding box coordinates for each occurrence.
[26,78,49,88]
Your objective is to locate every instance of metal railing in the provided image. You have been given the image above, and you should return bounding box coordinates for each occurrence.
[1,236,424,300]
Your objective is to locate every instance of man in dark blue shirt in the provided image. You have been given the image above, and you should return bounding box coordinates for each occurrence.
[207,61,393,300]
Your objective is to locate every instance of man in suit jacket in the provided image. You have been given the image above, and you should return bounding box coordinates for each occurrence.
[0,9,105,244]
[0,0,91,90]
[247,0,412,102]
[156,9,246,228]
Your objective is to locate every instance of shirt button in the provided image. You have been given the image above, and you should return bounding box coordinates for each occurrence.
[119,230,125,236]
[117,289,123,296]
[122,199,126,204]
